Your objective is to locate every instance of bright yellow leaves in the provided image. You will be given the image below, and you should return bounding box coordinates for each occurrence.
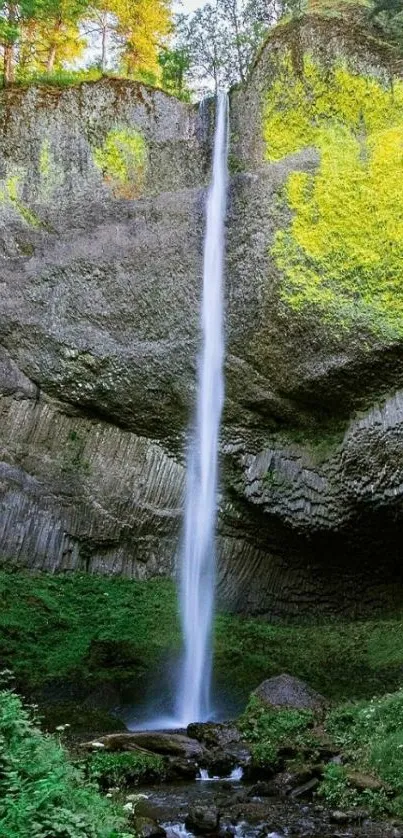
[264,54,403,337]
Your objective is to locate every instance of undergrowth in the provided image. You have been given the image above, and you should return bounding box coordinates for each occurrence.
[1,569,403,718]
[0,686,132,837]
[238,695,315,767]
[318,690,403,818]
[87,752,166,789]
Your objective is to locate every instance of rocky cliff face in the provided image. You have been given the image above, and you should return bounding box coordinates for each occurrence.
[1,19,403,619]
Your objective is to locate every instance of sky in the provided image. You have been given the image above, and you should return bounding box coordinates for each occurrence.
[174,0,206,12]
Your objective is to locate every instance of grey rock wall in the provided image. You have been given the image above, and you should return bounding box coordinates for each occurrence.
[1,25,403,619]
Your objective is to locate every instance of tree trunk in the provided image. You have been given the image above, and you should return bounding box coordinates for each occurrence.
[229,1,245,83]
[3,42,14,85]
[46,43,57,73]
[46,17,62,73]
[3,1,17,85]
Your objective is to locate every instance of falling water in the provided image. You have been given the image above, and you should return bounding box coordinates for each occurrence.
[176,92,229,726]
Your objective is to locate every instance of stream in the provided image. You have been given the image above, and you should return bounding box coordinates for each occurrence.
[134,773,403,838]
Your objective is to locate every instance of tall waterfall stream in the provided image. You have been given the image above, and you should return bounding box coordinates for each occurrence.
[176,91,229,726]
[128,92,229,730]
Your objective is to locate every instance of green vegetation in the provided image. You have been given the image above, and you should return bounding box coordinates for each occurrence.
[0,687,132,837]
[318,690,403,817]
[61,430,91,475]
[239,690,403,819]
[238,695,315,767]
[93,128,147,198]
[3,569,403,722]
[215,609,403,703]
[0,0,171,87]
[0,570,180,698]
[0,172,42,226]
[87,751,166,789]
[264,54,403,338]
[3,569,403,821]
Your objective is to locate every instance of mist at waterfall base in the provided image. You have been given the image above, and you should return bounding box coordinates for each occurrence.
[123,93,229,732]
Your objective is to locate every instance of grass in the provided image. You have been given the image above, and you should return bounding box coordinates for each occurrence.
[0,569,180,693]
[214,611,403,704]
[2,67,167,91]
[0,685,132,837]
[2,568,403,725]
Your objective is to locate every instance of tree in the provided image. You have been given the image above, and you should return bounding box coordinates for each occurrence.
[158,44,190,98]
[38,0,87,72]
[174,0,277,94]
[0,0,37,83]
[109,0,171,78]
[175,5,227,93]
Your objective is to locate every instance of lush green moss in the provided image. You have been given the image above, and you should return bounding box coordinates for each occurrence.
[0,570,180,694]
[87,751,166,789]
[94,128,147,198]
[0,688,132,837]
[3,569,403,724]
[214,610,403,704]
[238,695,315,767]
[263,53,403,337]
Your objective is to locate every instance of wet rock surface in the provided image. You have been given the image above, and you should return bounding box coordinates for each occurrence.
[136,776,403,838]
[132,816,167,838]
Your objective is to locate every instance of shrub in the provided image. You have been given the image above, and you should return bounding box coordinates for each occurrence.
[0,688,132,837]
[238,695,314,767]
[87,751,166,788]
[93,128,147,197]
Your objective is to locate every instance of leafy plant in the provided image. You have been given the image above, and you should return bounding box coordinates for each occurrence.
[238,695,314,767]
[318,690,403,818]
[0,688,132,837]
[87,751,166,788]
[318,762,360,809]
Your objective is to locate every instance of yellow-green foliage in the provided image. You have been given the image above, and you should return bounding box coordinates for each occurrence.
[94,127,147,199]
[0,171,40,226]
[39,139,51,177]
[264,54,403,337]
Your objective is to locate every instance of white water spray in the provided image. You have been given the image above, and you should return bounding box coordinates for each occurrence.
[176,92,229,726]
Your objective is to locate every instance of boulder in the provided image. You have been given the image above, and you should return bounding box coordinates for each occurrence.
[80,731,206,759]
[187,723,241,749]
[187,722,250,776]
[253,675,326,712]
[206,742,252,776]
[185,806,220,834]
[132,818,166,838]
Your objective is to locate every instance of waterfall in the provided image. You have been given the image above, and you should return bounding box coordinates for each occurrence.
[176,91,229,726]
[125,93,228,733]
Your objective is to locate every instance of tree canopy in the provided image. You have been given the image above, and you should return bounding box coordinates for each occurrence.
[0,0,401,91]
